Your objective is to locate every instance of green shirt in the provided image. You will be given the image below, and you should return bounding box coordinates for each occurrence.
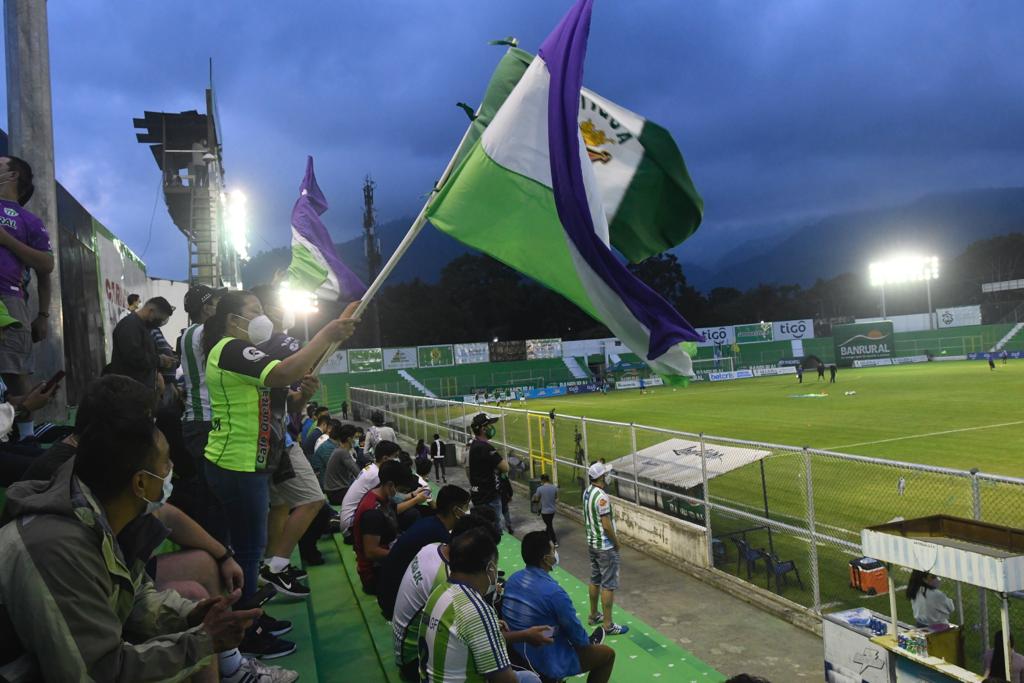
[419,581,510,683]
[583,485,615,550]
[204,336,281,472]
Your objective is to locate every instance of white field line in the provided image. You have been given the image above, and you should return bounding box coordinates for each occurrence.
[827,420,1024,450]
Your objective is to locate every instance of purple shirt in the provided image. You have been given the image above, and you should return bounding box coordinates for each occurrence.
[0,199,50,296]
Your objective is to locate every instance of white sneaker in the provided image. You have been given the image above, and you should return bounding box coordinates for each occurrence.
[223,657,299,683]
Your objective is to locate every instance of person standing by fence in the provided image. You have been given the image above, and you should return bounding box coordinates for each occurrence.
[583,462,628,637]
[467,413,507,532]
[430,432,447,483]
[533,473,559,547]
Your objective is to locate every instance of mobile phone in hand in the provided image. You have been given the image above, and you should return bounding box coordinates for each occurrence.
[42,370,65,393]
[233,583,277,611]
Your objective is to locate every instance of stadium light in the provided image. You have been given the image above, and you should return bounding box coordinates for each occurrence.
[224,189,250,262]
[868,254,939,328]
[278,280,319,340]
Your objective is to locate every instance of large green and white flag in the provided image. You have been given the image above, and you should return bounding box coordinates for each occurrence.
[452,46,703,264]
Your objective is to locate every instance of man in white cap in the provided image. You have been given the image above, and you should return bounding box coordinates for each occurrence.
[582,462,629,637]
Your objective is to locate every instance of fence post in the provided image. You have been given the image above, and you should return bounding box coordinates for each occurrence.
[802,447,822,614]
[498,403,508,462]
[550,418,559,487]
[445,400,452,442]
[629,423,639,503]
[971,468,989,652]
[699,433,713,566]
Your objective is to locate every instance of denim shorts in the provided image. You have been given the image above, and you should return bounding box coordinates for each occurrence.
[588,547,620,590]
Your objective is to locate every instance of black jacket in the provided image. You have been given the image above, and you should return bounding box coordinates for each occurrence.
[108,313,158,387]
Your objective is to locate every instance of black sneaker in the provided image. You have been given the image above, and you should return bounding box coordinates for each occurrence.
[259,612,293,637]
[240,625,297,660]
[259,564,311,599]
[301,549,325,566]
[589,626,605,645]
[285,564,308,581]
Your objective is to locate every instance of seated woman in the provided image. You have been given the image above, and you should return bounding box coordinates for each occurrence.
[984,630,1024,682]
[906,570,955,627]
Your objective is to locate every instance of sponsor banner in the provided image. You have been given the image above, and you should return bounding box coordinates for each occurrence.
[833,321,894,367]
[489,339,527,361]
[348,348,384,373]
[752,366,797,377]
[525,338,563,359]
[708,369,754,382]
[933,354,968,362]
[523,386,567,399]
[95,222,149,362]
[320,350,349,374]
[417,344,455,368]
[778,357,803,367]
[382,347,417,370]
[892,355,929,365]
[852,358,893,368]
[968,351,1024,360]
[613,376,664,390]
[936,305,982,329]
[454,342,490,365]
[773,319,814,341]
[695,325,735,348]
[735,323,773,344]
[566,383,600,394]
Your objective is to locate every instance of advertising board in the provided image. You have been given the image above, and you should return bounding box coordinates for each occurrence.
[526,338,563,359]
[751,366,797,377]
[936,305,982,329]
[708,369,754,382]
[734,323,773,344]
[454,342,490,365]
[416,344,455,368]
[489,339,527,361]
[833,321,895,367]
[695,325,735,348]
[320,350,349,374]
[348,348,384,373]
[382,347,418,370]
[772,318,815,341]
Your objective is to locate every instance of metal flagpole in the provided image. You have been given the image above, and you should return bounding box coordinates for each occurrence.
[311,120,475,373]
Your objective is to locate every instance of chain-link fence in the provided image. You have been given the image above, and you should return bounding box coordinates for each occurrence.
[350,387,1024,667]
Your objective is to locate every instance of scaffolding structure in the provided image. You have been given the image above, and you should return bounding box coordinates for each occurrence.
[133,69,241,287]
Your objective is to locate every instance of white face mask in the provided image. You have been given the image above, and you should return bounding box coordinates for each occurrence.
[281,308,296,331]
[140,467,173,515]
[234,313,274,346]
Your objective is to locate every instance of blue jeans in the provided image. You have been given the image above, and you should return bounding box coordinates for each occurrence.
[205,461,270,598]
[473,498,504,536]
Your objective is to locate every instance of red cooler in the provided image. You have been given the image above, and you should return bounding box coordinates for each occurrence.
[849,557,888,595]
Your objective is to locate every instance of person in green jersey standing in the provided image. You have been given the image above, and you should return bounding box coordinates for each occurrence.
[582,462,629,637]
[201,290,358,602]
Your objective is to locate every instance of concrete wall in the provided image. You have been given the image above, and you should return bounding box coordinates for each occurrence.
[147,278,190,344]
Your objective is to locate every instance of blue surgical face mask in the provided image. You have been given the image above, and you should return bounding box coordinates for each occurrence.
[140,467,173,515]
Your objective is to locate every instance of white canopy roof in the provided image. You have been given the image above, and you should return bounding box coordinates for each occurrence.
[607,438,771,490]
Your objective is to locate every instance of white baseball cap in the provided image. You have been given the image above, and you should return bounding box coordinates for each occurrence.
[588,462,613,480]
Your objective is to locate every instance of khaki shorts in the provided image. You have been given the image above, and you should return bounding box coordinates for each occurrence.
[0,295,32,375]
[269,443,325,507]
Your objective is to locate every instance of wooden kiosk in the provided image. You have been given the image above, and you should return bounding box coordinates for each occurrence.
[861,516,1024,682]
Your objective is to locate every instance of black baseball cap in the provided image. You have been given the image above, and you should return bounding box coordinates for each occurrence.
[184,284,227,316]
[470,413,499,431]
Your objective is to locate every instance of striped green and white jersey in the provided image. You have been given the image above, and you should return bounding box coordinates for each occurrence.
[419,581,510,683]
[180,323,212,422]
[583,485,616,550]
[393,543,449,668]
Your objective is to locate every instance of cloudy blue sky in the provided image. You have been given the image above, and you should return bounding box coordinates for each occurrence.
[3,0,1022,279]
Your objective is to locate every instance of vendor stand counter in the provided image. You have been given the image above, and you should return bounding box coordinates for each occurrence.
[859,515,1024,683]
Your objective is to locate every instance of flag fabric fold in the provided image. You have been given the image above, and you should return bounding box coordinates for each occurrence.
[427,0,701,379]
[286,156,366,302]
[454,45,703,264]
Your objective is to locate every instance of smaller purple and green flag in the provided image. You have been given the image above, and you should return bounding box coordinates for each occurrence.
[286,156,366,302]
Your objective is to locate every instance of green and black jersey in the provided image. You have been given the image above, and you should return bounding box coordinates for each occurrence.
[204,336,281,473]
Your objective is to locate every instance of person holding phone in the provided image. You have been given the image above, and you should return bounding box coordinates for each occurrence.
[503,532,616,683]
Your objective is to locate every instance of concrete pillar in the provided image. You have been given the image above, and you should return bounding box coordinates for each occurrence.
[5,0,67,418]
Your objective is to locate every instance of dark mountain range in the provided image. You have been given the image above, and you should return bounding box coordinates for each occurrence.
[244,187,1024,294]
[680,187,1024,291]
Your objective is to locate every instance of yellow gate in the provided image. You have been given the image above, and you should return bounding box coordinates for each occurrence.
[527,413,557,484]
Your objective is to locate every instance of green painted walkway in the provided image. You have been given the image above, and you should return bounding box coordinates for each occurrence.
[271,532,722,682]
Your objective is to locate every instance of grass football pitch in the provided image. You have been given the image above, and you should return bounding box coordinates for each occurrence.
[411,360,1024,659]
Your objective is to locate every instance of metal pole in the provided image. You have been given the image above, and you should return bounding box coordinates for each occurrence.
[1001,594,1012,682]
[699,433,714,566]
[4,0,65,421]
[580,416,590,496]
[549,417,558,486]
[880,283,887,318]
[887,567,898,635]
[803,447,822,613]
[926,278,934,330]
[971,469,989,651]
[630,423,639,504]
[760,458,775,557]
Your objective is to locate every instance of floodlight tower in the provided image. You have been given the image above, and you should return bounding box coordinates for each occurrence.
[362,175,382,346]
[868,255,940,328]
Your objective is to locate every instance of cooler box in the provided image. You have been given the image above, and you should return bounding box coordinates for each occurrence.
[849,557,888,595]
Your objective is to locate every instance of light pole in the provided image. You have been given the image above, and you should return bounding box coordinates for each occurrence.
[869,255,938,325]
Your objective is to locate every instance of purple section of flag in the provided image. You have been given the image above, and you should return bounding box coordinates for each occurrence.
[538,0,702,357]
[292,156,366,301]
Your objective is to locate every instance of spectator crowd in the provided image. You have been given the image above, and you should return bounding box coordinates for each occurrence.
[0,155,773,683]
